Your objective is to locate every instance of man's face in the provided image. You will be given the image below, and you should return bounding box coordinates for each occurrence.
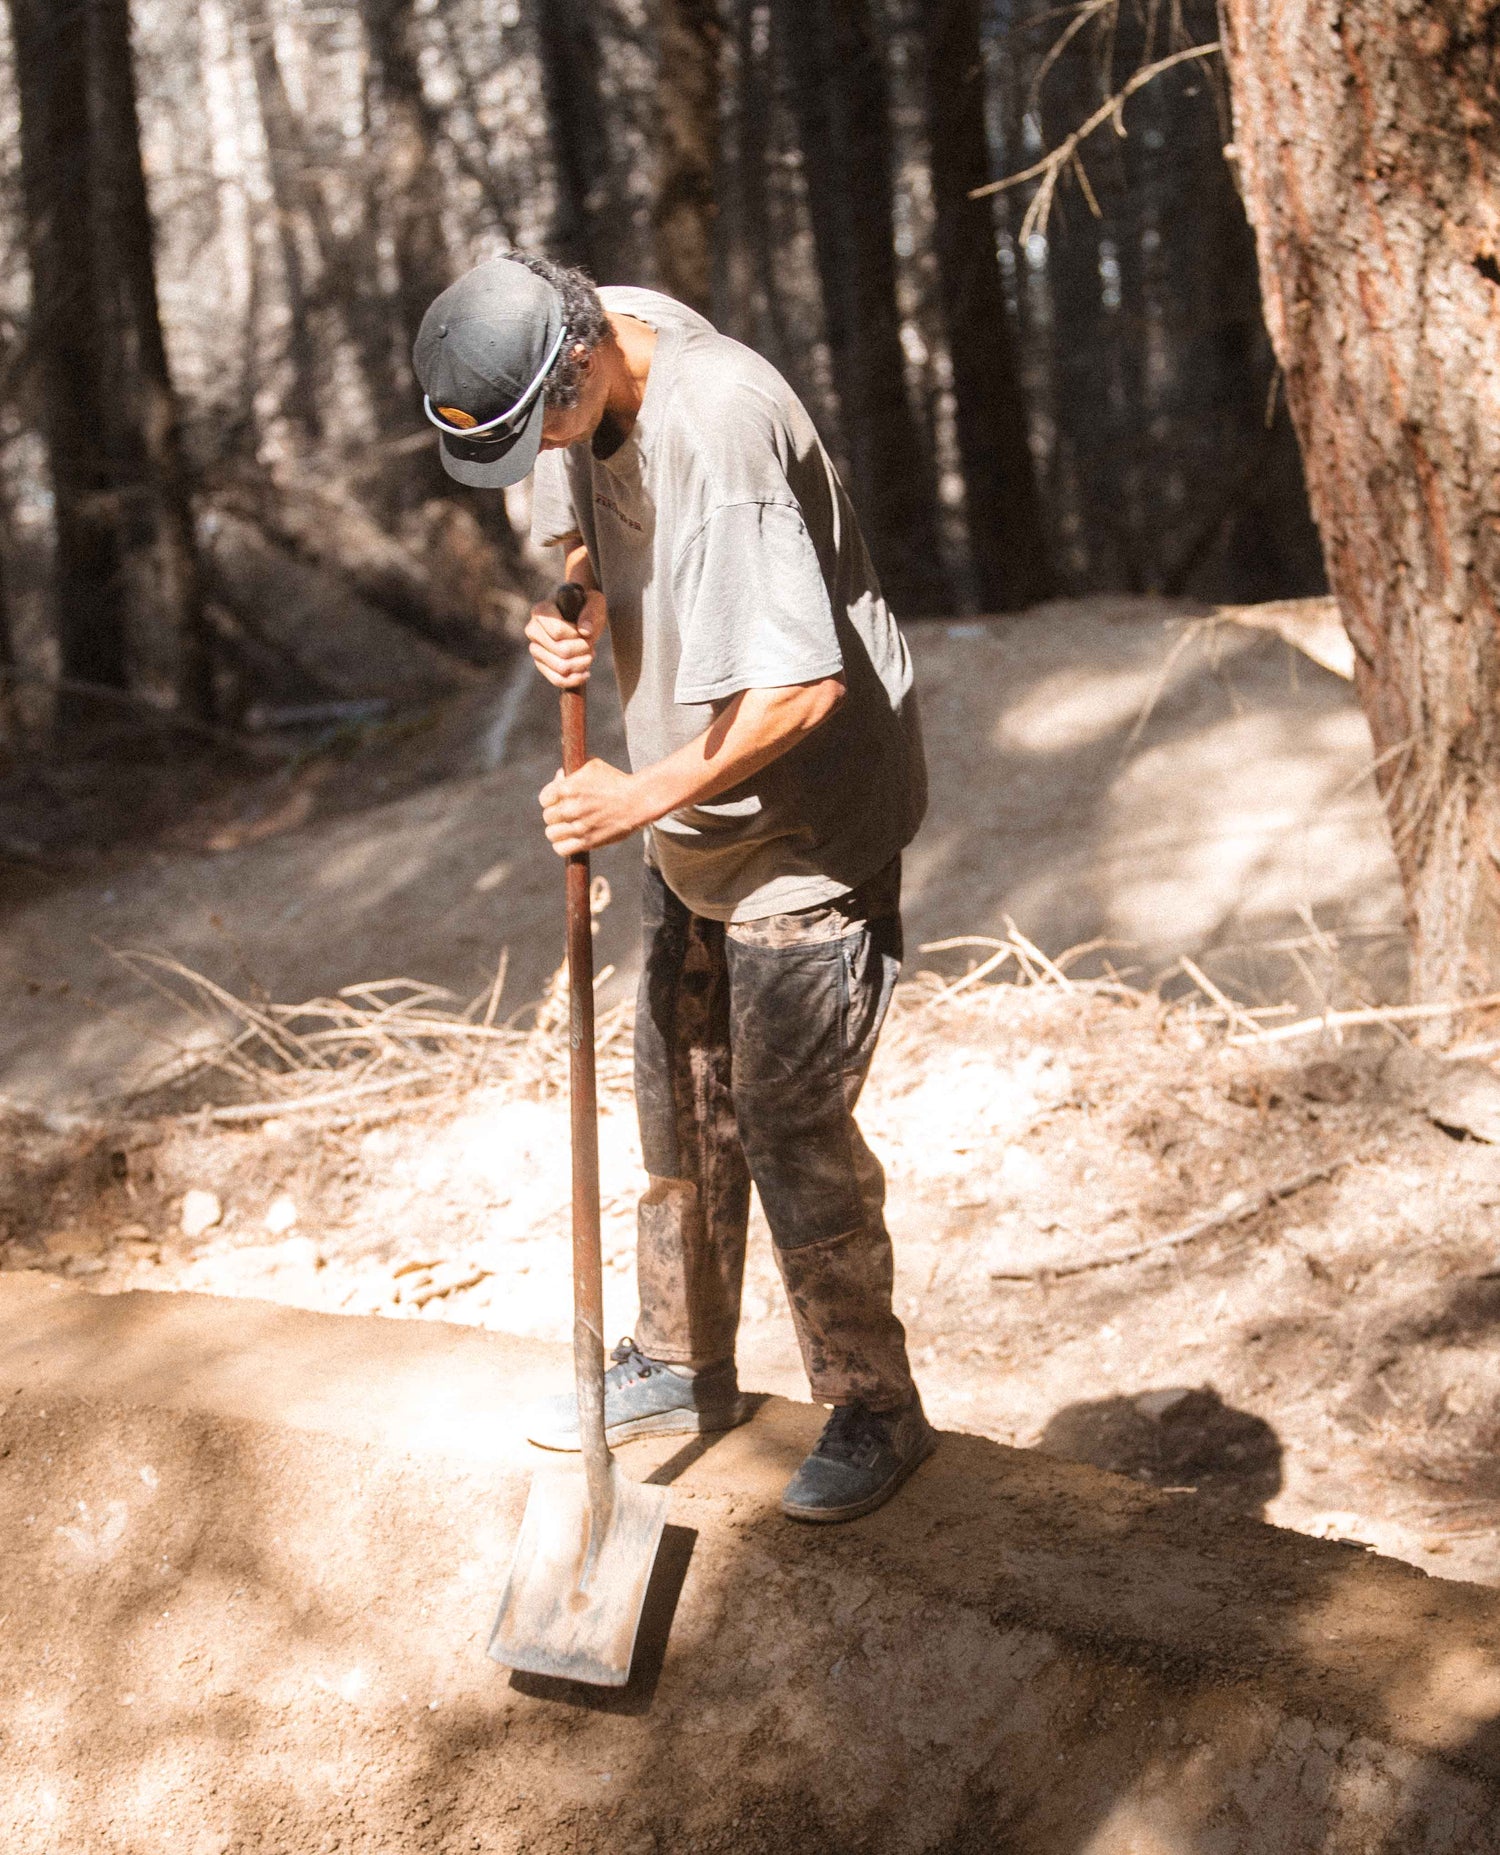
[539,345,608,452]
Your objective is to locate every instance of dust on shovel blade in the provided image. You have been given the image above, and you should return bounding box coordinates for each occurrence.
[489,1462,671,1687]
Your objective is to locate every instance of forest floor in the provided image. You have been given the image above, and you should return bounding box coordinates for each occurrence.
[9,597,1500,1590]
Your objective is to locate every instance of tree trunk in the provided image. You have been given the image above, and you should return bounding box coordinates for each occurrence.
[89,0,215,720]
[361,0,451,378]
[773,0,952,615]
[1221,1,1500,1008]
[239,0,327,440]
[653,0,722,315]
[8,0,130,721]
[923,0,1050,611]
[536,0,627,280]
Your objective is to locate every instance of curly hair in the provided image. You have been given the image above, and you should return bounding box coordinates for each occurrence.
[502,251,610,410]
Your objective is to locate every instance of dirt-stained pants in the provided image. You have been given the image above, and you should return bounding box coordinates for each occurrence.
[632,856,916,1411]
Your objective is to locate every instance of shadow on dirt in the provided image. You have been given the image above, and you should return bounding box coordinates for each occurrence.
[1037,1384,1283,1518]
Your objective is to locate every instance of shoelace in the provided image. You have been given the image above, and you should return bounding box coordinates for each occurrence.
[609,1336,657,1382]
[815,1402,892,1468]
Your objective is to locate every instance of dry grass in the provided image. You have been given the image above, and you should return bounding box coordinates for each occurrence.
[114,877,634,1123]
[101,901,1487,1138]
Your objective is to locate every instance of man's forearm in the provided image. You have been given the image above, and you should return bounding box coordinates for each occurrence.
[561,537,595,591]
[633,680,845,824]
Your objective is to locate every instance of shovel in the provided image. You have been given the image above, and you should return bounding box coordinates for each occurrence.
[489,580,670,1688]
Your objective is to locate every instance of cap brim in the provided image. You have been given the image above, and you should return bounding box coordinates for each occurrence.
[436,397,545,489]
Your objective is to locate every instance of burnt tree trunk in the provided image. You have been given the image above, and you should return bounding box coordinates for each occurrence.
[923,0,1050,611]
[653,0,722,315]
[1222,1,1500,1007]
[89,0,214,720]
[9,0,130,720]
[774,0,952,615]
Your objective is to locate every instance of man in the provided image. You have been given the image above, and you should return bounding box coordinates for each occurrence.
[414,253,933,1522]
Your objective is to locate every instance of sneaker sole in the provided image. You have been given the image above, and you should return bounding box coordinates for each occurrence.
[779,1431,938,1524]
[528,1395,751,1453]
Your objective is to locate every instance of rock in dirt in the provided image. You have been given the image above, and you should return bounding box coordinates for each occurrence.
[264,1194,299,1233]
[179,1189,223,1238]
[1426,1063,1500,1144]
[1298,1059,1360,1104]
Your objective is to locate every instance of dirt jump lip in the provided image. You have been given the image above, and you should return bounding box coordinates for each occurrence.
[4,1273,1500,1853]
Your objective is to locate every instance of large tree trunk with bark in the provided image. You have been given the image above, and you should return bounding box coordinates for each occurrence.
[923,0,1050,611]
[1222,1,1500,1009]
[9,0,130,721]
[774,0,952,615]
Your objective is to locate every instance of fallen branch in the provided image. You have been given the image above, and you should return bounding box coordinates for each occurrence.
[1230,994,1500,1048]
[969,42,1221,241]
[990,1160,1347,1282]
[1178,956,1260,1037]
[181,1072,430,1125]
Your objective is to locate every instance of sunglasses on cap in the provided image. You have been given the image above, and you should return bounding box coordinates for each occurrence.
[422,319,571,447]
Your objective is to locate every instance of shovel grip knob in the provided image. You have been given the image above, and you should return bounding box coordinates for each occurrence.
[554,580,589,627]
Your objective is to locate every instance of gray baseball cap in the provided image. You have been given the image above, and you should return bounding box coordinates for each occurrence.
[413,257,568,488]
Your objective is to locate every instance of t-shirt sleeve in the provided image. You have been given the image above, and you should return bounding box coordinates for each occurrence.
[530,449,580,549]
[671,501,845,705]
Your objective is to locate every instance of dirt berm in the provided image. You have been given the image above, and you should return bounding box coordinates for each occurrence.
[4,1274,1500,1854]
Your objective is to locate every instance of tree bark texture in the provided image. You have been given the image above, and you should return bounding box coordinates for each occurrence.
[773,0,952,615]
[8,0,131,713]
[923,0,1051,611]
[89,0,215,719]
[1221,0,1500,1006]
[653,0,722,316]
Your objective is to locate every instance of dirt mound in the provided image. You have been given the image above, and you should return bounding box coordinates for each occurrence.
[5,1276,1500,1854]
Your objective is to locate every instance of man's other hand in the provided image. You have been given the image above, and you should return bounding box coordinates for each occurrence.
[540,758,646,856]
[525,588,607,689]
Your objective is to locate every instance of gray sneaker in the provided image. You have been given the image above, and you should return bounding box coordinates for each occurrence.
[525,1337,749,1450]
[779,1395,936,1523]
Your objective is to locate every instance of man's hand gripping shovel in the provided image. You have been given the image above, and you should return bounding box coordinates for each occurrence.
[488,581,670,1688]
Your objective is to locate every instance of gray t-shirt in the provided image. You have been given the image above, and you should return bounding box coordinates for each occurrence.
[531,286,926,922]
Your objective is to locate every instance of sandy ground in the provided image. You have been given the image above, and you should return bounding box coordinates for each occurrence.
[8,1278,1500,1855]
[0,597,1401,1113]
[8,596,1492,1592]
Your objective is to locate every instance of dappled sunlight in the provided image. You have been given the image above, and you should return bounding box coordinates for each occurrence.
[991,653,1181,756]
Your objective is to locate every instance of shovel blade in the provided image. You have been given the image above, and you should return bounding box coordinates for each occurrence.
[489,1461,671,1687]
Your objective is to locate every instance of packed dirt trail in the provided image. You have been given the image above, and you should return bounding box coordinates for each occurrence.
[8,1273,1500,1854]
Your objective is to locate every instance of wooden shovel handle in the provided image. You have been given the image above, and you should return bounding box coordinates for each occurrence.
[554,580,613,1520]
[554,580,589,776]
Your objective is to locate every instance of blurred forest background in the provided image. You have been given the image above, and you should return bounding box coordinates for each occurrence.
[0,0,1327,756]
